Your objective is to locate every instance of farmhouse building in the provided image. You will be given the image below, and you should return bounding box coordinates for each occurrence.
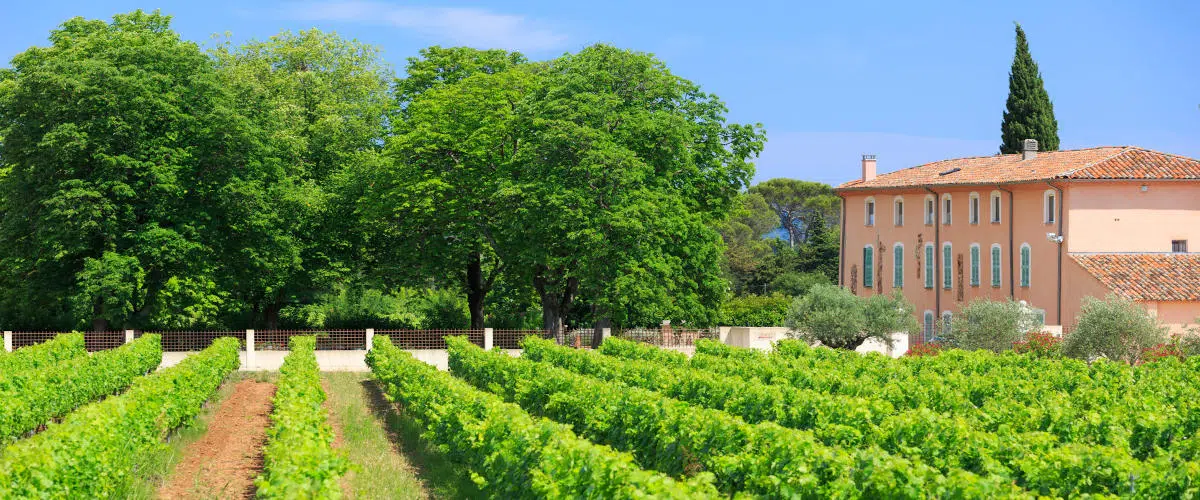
[834,140,1200,344]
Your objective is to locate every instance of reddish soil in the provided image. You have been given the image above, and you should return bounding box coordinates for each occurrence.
[159,379,276,499]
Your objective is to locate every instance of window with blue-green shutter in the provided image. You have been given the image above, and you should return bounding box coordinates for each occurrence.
[1020,244,1031,287]
[923,311,935,342]
[924,244,934,289]
[942,243,952,289]
[970,244,980,287]
[991,244,1002,288]
[863,245,874,288]
[893,244,904,288]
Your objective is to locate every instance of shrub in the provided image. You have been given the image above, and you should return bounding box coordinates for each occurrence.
[769,271,829,297]
[0,337,239,497]
[1063,295,1166,364]
[1012,331,1063,358]
[280,286,469,329]
[786,284,915,350]
[906,342,947,357]
[256,336,351,498]
[719,293,790,326]
[0,332,85,375]
[946,299,1040,352]
[368,336,718,498]
[0,334,162,441]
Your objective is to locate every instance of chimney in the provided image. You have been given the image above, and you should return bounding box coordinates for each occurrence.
[861,154,877,182]
[1022,139,1038,160]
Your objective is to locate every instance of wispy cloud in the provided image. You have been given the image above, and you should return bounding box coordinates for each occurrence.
[284,1,569,53]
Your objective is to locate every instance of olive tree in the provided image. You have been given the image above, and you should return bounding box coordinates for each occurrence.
[947,298,1041,352]
[785,284,915,350]
[1063,295,1166,364]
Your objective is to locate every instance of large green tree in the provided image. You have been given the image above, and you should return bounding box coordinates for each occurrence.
[0,11,247,330]
[719,192,777,293]
[210,29,393,328]
[499,44,765,336]
[999,23,1059,153]
[748,178,839,248]
[372,47,532,328]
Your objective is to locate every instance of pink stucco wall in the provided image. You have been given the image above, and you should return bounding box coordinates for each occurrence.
[1144,302,1200,335]
[841,182,1064,341]
[1062,256,1116,330]
[1066,181,1200,253]
[843,179,1200,338]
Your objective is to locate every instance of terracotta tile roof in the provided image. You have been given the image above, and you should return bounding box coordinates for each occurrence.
[1071,253,1200,302]
[836,146,1200,190]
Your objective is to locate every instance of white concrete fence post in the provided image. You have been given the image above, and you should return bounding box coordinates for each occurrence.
[601,328,611,342]
[484,328,494,350]
[246,329,255,370]
[3,331,11,352]
[365,328,374,351]
[124,329,134,344]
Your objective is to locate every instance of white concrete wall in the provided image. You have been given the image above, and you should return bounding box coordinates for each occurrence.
[725,327,790,350]
[854,332,910,358]
[159,348,522,372]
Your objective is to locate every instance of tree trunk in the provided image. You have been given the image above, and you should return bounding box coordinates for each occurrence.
[591,315,611,349]
[91,300,108,332]
[264,302,281,330]
[535,271,577,339]
[466,252,486,329]
[541,298,563,338]
[91,317,108,333]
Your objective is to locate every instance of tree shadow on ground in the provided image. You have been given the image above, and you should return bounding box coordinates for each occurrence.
[360,379,482,500]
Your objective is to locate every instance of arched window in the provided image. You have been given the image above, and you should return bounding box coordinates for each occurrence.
[989,191,1002,223]
[969,243,981,287]
[923,310,935,343]
[1043,190,1056,224]
[942,242,953,289]
[893,196,905,226]
[942,194,953,225]
[863,245,875,288]
[969,192,980,225]
[924,195,936,225]
[1020,243,1031,287]
[865,197,876,226]
[924,243,935,289]
[893,243,904,288]
[942,311,953,337]
[991,243,1002,288]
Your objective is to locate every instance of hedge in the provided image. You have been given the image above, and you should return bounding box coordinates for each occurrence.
[0,333,86,376]
[0,337,240,497]
[0,334,162,441]
[367,335,718,499]
[449,336,1025,498]
[256,336,350,498]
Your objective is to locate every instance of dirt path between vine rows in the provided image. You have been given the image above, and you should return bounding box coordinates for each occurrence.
[158,379,276,499]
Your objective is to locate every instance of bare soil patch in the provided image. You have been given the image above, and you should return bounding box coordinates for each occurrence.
[158,379,276,499]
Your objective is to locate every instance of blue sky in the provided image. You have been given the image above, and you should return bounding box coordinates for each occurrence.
[2,1,1197,186]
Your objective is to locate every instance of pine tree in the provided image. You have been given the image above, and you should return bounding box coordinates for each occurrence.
[1000,23,1059,153]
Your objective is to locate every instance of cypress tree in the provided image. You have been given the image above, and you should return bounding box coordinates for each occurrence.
[1000,23,1059,153]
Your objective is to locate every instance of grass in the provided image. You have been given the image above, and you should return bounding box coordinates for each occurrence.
[323,372,479,500]
[126,371,277,499]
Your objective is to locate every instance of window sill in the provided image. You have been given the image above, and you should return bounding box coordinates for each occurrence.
[990,221,1001,225]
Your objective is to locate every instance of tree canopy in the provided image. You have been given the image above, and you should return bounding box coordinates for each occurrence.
[1000,23,1059,153]
[0,10,811,332]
